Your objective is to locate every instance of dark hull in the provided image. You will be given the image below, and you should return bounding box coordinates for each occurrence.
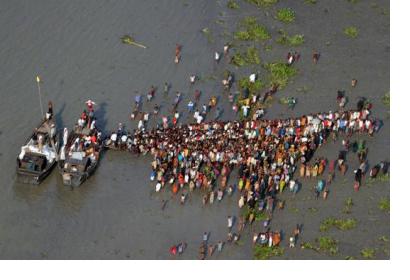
[103,141,129,151]
[58,160,99,187]
[16,160,56,185]
[58,125,103,187]
[16,119,60,185]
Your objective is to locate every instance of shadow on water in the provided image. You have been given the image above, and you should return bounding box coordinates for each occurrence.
[296,181,302,194]
[94,101,108,134]
[54,178,97,212]
[54,103,66,134]
[12,171,55,203]
[13,167,98,212]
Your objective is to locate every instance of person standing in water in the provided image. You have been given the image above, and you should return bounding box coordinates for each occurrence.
[175,44,181,63]
[227,216,233,231]
[46,101,53,120]
[164,82,170,95]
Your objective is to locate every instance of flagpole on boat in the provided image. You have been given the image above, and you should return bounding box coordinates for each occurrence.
[36,75,59,161]
[36,75,44,118]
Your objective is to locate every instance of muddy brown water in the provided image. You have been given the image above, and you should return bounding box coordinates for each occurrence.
[0,0,389,259]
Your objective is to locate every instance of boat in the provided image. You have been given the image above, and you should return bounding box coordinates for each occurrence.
[16,118,60,184]
[103,131,133,151]
[58,114,103,187]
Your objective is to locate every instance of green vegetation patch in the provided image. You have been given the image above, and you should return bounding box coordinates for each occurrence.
[361,248,376,259]
[379,236,389,243]
[275,8,296,23]
[304,0,317,4]
[382,92,390,107]
[344,26,359,38]
[301,242,316,250]
[201,27,214,43]
[238,77,265,94]
[231,53,247,67]
[302,236,339,255]
[227,0,240,9]
[246,0,278,7]
[264,45,273,51]
[289,207,299,214]
[245,47,261,64]
[253,244,284,260]
[236,77,269,120]
[318,236,339,255]
[320,217,357,231]
[264,62,297,89]
[276,30,305,46]
[241,205,269,221]
[308,207,318,213]
[366,173,389,186]
[231,47,261,67]
[342,197,354,214]
[378,197,390,212]
[234,17,271,41]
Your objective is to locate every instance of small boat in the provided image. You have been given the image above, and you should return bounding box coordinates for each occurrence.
[103,123,132,151]
[103,132,132,151]
[16,118,60,184]
[58,119,103,187]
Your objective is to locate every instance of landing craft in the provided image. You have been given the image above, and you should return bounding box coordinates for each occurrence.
[58,112,103,187]
[16,118,60,184]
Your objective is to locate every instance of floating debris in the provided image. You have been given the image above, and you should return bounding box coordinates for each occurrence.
[121,35,147,49]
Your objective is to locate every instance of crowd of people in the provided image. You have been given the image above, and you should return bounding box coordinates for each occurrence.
[115,105,381,257]
[101,42,386,258]
[117,107,381,206]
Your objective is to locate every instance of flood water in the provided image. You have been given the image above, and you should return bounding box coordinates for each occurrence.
[0,0,389,259]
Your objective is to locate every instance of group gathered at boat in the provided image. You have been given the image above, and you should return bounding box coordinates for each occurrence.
[58,100,104,187]
[15,44,388,259]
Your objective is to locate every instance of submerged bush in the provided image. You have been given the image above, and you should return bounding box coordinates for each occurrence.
[301,237,338,256]
[246,0,278,7]
[344,26,359,38]
[320,217,357,231]
[234,17,271,41]
[275,8,296,23]
[361,248,376,259]
[241,205,269,221]
[245,47,261,64]
[343,197,354,214]
[378,197,390,212]
[382,92,390,107]
[227,0,240,9]
[231,47,261,67]
[201,27,214,43]
[231,53,247,67]
[238,77,265,94]
[276,30,304,46]
[264,62,297,89]
[254,244,284,260]
[317,236,339,255]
